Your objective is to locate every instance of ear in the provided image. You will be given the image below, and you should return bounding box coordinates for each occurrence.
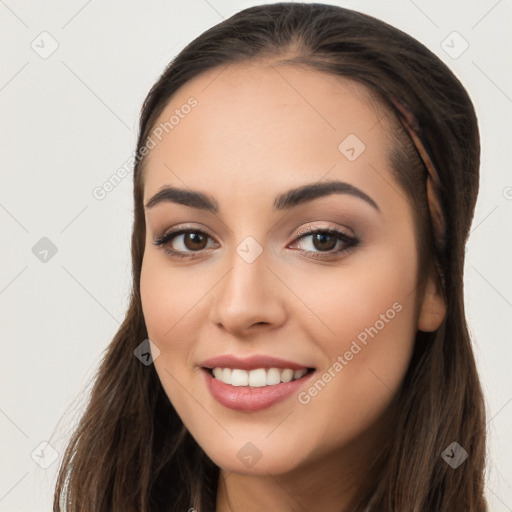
[417,270,446,332]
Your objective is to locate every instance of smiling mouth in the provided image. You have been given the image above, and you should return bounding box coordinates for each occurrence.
[203,366,315,387]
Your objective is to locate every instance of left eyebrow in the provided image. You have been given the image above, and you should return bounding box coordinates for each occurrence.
[273,180,380,212]
[144,179,380,213]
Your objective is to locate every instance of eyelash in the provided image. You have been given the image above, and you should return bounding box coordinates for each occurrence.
[152,225,359,261]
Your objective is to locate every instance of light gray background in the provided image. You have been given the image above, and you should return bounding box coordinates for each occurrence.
[1,1,511,510]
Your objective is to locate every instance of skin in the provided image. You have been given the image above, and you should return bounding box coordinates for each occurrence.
[139,60,446,512]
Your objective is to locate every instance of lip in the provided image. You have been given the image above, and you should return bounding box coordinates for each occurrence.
[199,354,313,371]
[202,367,316,412]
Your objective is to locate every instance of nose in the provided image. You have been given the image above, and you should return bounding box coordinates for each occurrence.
[208,246,287,337]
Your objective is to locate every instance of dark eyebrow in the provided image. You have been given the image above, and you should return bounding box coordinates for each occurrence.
[144,180,379,213]
[273,180,379,212]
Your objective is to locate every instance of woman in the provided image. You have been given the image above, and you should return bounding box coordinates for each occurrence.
[53,3,488,511]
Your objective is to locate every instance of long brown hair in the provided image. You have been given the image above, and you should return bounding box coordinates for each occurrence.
[53,3,487,511]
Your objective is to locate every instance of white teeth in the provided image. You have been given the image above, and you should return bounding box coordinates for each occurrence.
[222,368,232,385]
[231,369,248,386]
[294,369,308,380]
[210,367,310,387]
[248,368,267,387]
[280,369,294,383]
[266,368,281,386]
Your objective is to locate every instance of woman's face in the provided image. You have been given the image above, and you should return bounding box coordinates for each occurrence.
[140,61,441,477]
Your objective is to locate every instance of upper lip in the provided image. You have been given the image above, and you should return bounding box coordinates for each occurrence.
[199,354,314,371]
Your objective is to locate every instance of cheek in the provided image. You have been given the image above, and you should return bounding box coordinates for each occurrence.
[290,245,418,446]
[140,251,212,403]
[285,235,418,345]
[140,252,196,353]
[140,258,192,422]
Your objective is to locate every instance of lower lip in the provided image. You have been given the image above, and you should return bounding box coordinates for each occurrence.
[202,368,315,412]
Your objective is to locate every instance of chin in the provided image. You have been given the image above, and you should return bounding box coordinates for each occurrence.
[193,433,311,476]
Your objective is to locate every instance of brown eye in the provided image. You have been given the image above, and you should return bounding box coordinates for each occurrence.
[310,232,337,251]
[182,232,208,251]
[291,227,359,259]
[153,228,217,258]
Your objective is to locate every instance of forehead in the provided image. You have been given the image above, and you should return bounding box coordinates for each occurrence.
[142,61,395,205]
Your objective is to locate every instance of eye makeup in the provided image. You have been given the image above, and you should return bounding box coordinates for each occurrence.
[152,223,360,261]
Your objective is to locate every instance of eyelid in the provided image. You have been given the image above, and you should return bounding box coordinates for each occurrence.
[293,223,355,239]
[154,222,353,241]
[153,223,359,260]
[153,225,218,249]
[153,223,216,242]
[288,225,358,258]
